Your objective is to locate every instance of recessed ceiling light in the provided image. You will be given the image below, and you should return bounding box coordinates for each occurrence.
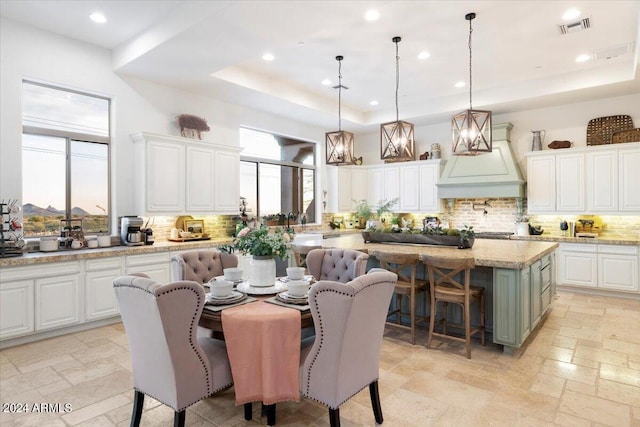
[562,8,581,21]
[575,53,591,63]
[89,12,107,24]
[365,9,380,21]
[417,51,431,60]
[262,53,275,61]
[297,41,305,46]
[369,100,379,106]
[321,79,331,86]
[454,81,466,88]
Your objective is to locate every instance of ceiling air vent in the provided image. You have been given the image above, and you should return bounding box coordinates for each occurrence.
[557,17,590,35]
[594,43,634,61]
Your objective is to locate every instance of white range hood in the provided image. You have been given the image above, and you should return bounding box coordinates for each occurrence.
[437,123,525,199]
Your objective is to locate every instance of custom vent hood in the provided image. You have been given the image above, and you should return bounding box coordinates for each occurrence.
[437,123,525,199]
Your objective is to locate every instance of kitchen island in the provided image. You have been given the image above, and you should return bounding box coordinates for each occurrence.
[321,234,559,353]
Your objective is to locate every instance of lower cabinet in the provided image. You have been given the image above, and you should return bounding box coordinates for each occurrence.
[125,252,171,283]
[85,257,123,321]
[0,280,34,339]
[36,273,81,331]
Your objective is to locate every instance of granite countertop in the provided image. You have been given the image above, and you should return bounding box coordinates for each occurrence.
[321,234,558,270]
[510,234,640,246]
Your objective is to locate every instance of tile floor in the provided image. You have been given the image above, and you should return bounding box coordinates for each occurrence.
[1,291,639,427]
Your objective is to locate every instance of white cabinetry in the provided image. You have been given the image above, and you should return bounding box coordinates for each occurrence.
[36,273,81,331]
[85,257,123,321]
[0,280,34,339]
[419,161,443,212]
[351,168,368,205]
[336,167,353,212]
[527,143,640,214]
[384,166,400,206]
[367,167,385,206]
[131,132,242,215]
[558,243,639,294]
[619,147,640,212]
[399,164,420,211]
[125,252,171,283]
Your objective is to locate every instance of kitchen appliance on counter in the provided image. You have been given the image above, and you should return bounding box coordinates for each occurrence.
[120,216,145,246]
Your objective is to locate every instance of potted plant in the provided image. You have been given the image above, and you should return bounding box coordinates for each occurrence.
[515,215,530,236]
[233,225,294,286]
[458,225,475,249]
[353,198,398,230]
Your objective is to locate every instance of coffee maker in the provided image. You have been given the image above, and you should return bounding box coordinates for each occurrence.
[120,216,145,246]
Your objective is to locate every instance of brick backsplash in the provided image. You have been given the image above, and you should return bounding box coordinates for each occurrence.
[146,215,236,241]
[527,214,640,238]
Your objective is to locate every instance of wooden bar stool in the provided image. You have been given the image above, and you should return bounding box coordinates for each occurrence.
[377,252,429,344]
[423,255,485,359]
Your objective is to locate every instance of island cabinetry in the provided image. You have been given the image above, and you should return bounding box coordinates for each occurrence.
[125,252,171,284]
[85,257,123,321]
[0,261,82,339]
[131,132,242,215]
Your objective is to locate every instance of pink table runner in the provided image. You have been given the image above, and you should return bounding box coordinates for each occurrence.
[221,299,301,405]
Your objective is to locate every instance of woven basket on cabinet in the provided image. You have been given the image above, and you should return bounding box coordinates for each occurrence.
[586,115,634,145]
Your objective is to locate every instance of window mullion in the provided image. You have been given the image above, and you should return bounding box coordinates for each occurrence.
[66,137,72,221]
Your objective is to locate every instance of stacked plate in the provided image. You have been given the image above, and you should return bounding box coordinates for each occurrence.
[276,291,309,305]
[206,290,247,306]
[278,275,315,283]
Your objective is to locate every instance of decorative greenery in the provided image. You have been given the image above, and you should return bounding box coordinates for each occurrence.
[353,198,399,225]
[375,198,399,218]
[515,215,529,223]
[459,225,475,239]
[353,199,374,221]
[233,225,293,259]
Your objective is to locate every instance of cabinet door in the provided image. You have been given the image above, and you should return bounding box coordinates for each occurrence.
[186,144,215,211]
[400,165,420,212]
[419,163,440,212]
[214,149,240,213]
[35,274,81,330]
[337,167,353,212]
[556,153,585,212]
[0,280,34,339]
[384,166,400,206]
[598,254,638,292]
[351,168,368,204]
[558,251,597,288]
[368,167,385,206]
[146,140,185,212]
[85,268,122,320]
[619,148,640,212]
[527,156,555,213]
[586,151,617,212]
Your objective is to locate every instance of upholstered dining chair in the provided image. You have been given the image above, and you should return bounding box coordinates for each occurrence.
[171,250,237,284]
[305,248,368,283]
[423,255,486,359]
[113,275,234,427]
[300,270,397,427]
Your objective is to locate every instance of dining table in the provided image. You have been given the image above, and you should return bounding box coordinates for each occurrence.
[199,282,315,426]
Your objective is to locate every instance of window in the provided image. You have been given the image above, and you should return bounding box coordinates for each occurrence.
[239,128,316,224]
[21,81,110,236]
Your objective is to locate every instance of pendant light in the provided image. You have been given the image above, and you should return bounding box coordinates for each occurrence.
[380,36,415,162]
[326,55,355,165]
[452,12,492,156]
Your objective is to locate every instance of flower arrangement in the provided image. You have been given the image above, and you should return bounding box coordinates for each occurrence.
[233,225,293,259]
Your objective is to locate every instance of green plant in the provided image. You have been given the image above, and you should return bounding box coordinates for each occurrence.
[233,225,293,259]
[459,225,475,239]
[353,199,374,221]
[375,198,399,218]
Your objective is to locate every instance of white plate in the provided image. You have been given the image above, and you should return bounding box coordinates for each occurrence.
[278,275,315,283]
[213,276,245,284]
[237,281,287,295]
[278,291,309,300]
[208,290,243,301]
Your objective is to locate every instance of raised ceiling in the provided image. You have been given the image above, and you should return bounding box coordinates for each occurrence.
[2,1,639,130]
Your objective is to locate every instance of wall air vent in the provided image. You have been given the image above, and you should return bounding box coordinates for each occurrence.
[594,43,634,61]
[557,17,591,35]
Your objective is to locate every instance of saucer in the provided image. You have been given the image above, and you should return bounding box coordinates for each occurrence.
[206,291,246,306]
[209,290,241,300]
[278,275,315,283]
[237,281,287,295]
[213,276,245,285]
[276,291,309,305]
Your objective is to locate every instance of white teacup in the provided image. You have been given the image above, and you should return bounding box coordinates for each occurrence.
[286,267,305,280]
[287,280,310,297]
[223,267,243,281]
[211,280,233,298]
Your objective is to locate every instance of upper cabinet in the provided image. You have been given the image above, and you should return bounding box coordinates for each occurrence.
[131,132,242,215]
[526,143,640,214]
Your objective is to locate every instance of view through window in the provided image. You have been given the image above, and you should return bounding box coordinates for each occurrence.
[239,128,316,224]
[21,81,110,236]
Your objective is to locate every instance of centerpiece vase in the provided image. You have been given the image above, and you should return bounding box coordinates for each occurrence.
[249,255,276,287]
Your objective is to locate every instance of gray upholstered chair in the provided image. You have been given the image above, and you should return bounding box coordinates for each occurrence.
[113,275,233,427]
[305,248,368,282]
[171,250,238,284]
[292,243,322,270]
[300,270,397,427]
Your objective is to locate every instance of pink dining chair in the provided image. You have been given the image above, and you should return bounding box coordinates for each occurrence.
[171,250,237,284]
[305,248,368,282]
[113,275,234,427]
[300,269,397,427]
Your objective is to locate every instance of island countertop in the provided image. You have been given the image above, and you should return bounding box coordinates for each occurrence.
[321,234,558,270]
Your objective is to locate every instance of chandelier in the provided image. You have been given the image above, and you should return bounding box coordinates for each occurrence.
[380,36,415,162]
[325,55,355,165]
[452,12,492,155]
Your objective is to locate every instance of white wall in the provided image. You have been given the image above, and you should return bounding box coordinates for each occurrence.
[355,93,640,176]
[0,18,329,226]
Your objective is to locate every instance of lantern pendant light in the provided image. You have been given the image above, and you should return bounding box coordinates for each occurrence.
[325,55,355,165]
[452,12,492,156]
[380,36,415,162]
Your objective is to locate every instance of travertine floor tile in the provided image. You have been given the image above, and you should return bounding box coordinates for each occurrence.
[559,389,630,427]
[600,363,640,387]
[540,359,598,385]
[598,378,640,407]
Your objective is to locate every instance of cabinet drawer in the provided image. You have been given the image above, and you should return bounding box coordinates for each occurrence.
[559,243,597,253]
[86,257,122,271]
[541,287,551,313]
[540,254,551,269]
[597,244,638,256]
[541,264,551,292]
[126,252,171,267]
[1,261,81,282]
